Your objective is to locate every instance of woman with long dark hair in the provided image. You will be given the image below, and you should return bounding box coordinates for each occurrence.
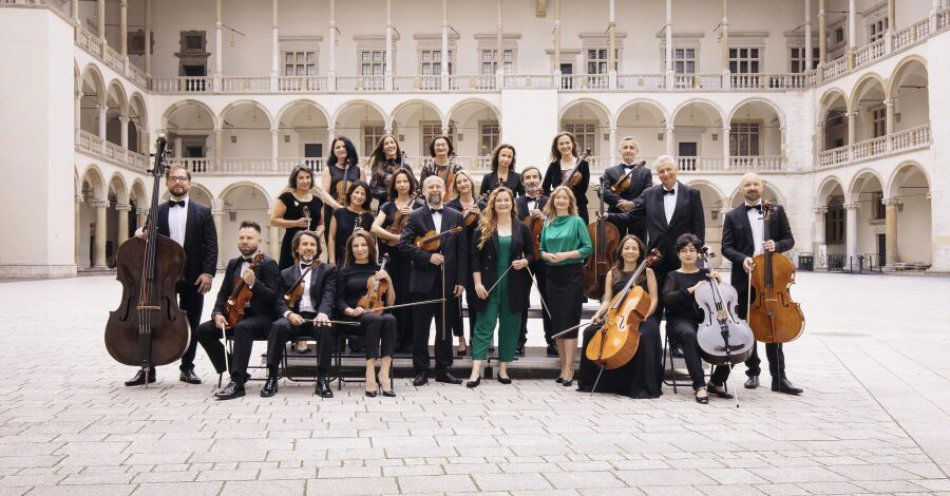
[321,136,364,241]
[328,181,373,266]
[271,165,328,270]
[479,143,524,197]
[368,134,414,208]
[542,131,591,223]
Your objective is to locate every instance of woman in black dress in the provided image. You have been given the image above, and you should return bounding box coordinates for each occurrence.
[447,170,481,356]
[479,143,524,197]
[542,131,590,223]
[321,136,364,241]
[368,134,414,208]
[335,230,397,397]
[577,235,662,398]
[271,165,327,270]
[370,168,421,353]
[328,181,373,266]
[663,233,733,404]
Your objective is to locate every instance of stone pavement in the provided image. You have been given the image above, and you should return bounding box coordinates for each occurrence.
[1,272,949,496]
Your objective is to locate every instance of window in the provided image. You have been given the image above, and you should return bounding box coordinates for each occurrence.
[871,106,887,138]
[563,123,597,156]
[184,34,203,50]
[480,49,513,75]
[730,122,761,156]
[479,122,500,156]
[790,47,820,73]
[826,196,845,244]
[672,48,696,74]
[869,18,888,42]
[360,49,386,76]
[586,48,619,74]
[835,27,845,44]
[128,30,152,56]
[420,49,453,75]
[870,191,886,220]
[362,125,385,156]
[729,47,760,74]
[283,51,316,76]
[421,121,457,154]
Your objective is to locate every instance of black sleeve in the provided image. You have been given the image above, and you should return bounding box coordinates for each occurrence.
[576,160,591,198]
[541,163,555,197]
[471,226,484,279]
[774,205,795,253]
[251,260,280,305]
[479,174,492,196]
[601,170,620,208]
[274,271,290,317]
[606,211,636,226]
[399,213,434,267]
[513,173,525,197]
[689,188,705,244]
[720,212,747,266]
[319,265,337,316]
[334,267,350,314]
[455,217,469,287]
[212,262,232,316]
[520,222,536,265]
[662,272,694,318]
[201,208,218,276]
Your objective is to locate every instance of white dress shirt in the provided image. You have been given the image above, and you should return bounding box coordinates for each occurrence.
[168,196,189,247]
[746,201,765,256]
[429,204,443,229]
[298,264,315,314]
[662,184,678,224]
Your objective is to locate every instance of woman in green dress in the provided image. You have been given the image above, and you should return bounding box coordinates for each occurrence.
[465,187,534,387]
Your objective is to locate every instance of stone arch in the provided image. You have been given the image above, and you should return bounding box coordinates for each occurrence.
[275,99,331,128]
[851,73,888,143]
[220,100,275,130]
[106,79,129,117]
[886,161,931,199]
[615,99,668,160]
[816,175,845,204]
[558,98,611,125]
[671,99,725,170]
[446,98,501,125]
[688,180,728,266]
[847,168,886,202]
[130,178,149,207]
[80,64,106,105]
[727,97,786,129]
[160,99,218,131]
[446,98,501,159]
[391,99,447,159]
[728,182,786,208]
[128,92,148,153]
[850,72,889,110]
[276,100,332,168]
[888,55,928,96]
[885,161,932,266]
[331,100,388,156]
[728,98,785,161]
[218,181,275,256]
[108,173,130,204]
[79,164,106,201]
[888,56,929,132]
[558,98,612,165]
[818,88,850,150]
[670,98,726,126]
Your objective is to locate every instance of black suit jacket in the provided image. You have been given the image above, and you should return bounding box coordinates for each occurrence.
[600,162,653,212]
[480,171,525,197]
[515,194,548,219]
[610,181,705,274]
[157,200,218,281]
[398,204,468,294]
[721,203,795,291]
[274,262,337,317]
[542,159,590,210]
[469,219,535,312]
[211,254,280,320]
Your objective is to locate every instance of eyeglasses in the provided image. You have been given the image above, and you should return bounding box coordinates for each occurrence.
[168,176,190,183]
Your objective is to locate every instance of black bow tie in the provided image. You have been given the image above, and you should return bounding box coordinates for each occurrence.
[168,200,185,208]
[242,257,254,263]
[300,264,311,271]
[745,204,762,212]
[430,208,443,214]
[622,163,637,169]
[662,189,675,196]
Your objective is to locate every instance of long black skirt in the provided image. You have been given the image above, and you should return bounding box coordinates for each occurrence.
[576,316,662,398]
[546,263,584,340]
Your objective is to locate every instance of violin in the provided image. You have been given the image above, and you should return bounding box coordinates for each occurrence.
[441,153,458,203]
[105,137,190,377]
[561,147,592,188]
[335,160,355,205]
[225,252,265,328]
[584,184,620,300]
[357,254,391,313]
[283,259,320,309]
[748,201,805,343]
[523,213,543,260]
[463,193,488,227]
[610,160,646,194]
[385,189,421,245]
[585,249,661,370]
[415,226,463,252]
[694,247,755,365]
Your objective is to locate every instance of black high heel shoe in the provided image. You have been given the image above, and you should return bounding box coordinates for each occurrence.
[365,388,378,398]
[695,388,709,404]
[706,382,734,399]
[382,390,396,397]
[561,379,574,387]
[554,376,564,384]
[466,378,481,388]
[497,376,512,385]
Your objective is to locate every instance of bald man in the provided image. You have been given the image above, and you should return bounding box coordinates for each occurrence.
[721,172,802,395]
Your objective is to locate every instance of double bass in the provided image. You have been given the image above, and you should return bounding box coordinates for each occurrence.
[584,185,620,300]
[694,247,755,365]
[105,137,190,384]
[748,201,805,344]
[585,249,662,370]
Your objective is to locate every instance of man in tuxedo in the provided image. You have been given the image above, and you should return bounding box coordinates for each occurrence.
[721,172,803,395]
[125,165,217,387]
[193,221,281,400]
[514,166,555,357]
[600,137,653,240]
[265,230,337,398]
[399,175,468,386]
[606,155,705,321]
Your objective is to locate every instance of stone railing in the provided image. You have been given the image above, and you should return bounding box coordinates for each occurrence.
[677,156,725,172]
[221,76,271,93]
[854,38,886,68]
[730,73,811,90]
[890,124,931,152]
[150,76,212,93]
[336,75,385,92]
[393,74,442,92]
[818,124,931,169]
[892,18,931,51]
[730,155,784,171]
[617,74,666,91]
[821,58,849,79]
[818,146,850,168]
[503,74,555,89]
[448,74,497,92]
[75,129,147,171]
[167,158,212,174]
[559,74,609,91]
[672,74,723,90]
[852,135,888,160]
[277,157,325,171]
[278,76,327,92]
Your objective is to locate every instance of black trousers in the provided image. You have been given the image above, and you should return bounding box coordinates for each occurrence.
[267,314,337,376]
[454,294,477,343]
[736,288,787,379]
[195,313,272,384]
[411,287,456,375]
[349,313,397,359]
[666,318,730,390]
[606,211,646,242]
[519,264,553,346]
[176,280,204,371]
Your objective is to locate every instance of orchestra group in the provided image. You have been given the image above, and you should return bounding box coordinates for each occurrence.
[119,132,804,405]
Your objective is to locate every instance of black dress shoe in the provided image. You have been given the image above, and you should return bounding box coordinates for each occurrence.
[124,369,156,387]
[435,372,462,385]
[695,390,709,404]
[316,378,334,398]
[561,379,575,387]
[382,390,396,397]
[515,343,525,356]
[707,382,734,399]
[179,368,202,385]
[214,381,245,400]
[555,376,564,384]
[365,389,378,398]
[744,375,760,389]
[497,376,512,385]
[412,373,429,386]
[466,378,481,388]
[260,376,279,398]
[546,344,559,357]
[772,378,803,395]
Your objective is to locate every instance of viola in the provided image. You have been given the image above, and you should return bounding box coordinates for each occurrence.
[585,249,661,370]
[584,184,620,300]
[283,259,320,309]
[105,137,190,377]
[357,254,391,313]
[694,247,755,365]
[748,201,805,343]
[561,147,592,188]
[225,252,265,328]
[463,193,488,227]
[609,160,646,194]
[415,226,463,252]
[439,153,458,203]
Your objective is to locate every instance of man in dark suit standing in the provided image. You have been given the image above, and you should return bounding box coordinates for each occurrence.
[514,166,554,356]
[721,172,802,395]
[265,230,337,398]
[193,221,280,400]
[600,137,653,240]
[399,175,468,386]
[125,165,217,387]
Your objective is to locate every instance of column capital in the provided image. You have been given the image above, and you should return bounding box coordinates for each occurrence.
[843,202,860,210]
[882,196,902,207]
[884,98,895,106]
[115,203,132,212]
[814,206,829,214]
[92,200,110,209]
[135,207,150,217]
[212,208,226,216]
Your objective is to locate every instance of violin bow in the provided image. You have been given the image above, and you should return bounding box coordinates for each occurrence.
[483,263,514,297]
[217,321,230,389]
[303,319,361,327]
[551,320,592,340]
[525,266,554,322]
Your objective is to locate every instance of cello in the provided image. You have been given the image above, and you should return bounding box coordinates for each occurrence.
[105,137,190,385]
[584,185,620,300]
[694,247,755,365]
[585,248,662,371]
[747,201,805,344]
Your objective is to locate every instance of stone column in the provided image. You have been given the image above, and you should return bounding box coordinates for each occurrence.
[271,0,280,91]
[120,116,129,148]
[883,196,900,266]
[74,91,82,139]
[885,97,895,138]
[212,202,227,270]
[136,207,148,229]
[269,225,281,260]
[931,0,941,32]
[814,206,827,268]
[174,136,183,159]
[74,195,83,266]
[495,0,504,89]
[144,0,151,74]
[93,200,108,268]
[214,129,223,171]
[665,0,674,89]
[271,128,279,171]
[846,112,855,159]
[721,0,730,85]
[608,126,617,165]
[608,0,617,89]
[97,0,105,40]
[722,125,731,169]
[885,0,895,52]
[441,0,449,90]
[554,0,561,77]
[98,105,107,141]
[805,0,813,71]
[71,0,79,22]
[116,203,131,246]
[818,0,826,67]
[665,125,674,155]
[120,0,128,58]
[215,0,223,90]
[847,0,856,70]
[385,0,394,91]
[328,0,337,91]
[845,202,859,267]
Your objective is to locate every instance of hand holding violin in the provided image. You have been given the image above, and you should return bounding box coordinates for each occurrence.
[241,266,256,286]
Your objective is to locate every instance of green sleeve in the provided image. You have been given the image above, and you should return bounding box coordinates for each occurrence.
[540,224,548,253]
[576,216,593,258]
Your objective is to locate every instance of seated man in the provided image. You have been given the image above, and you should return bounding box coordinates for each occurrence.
[264,230,337,398]
[193,221,280,400]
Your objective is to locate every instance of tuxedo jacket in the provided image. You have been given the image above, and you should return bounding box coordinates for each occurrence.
[157,200,218,281]
[274,262,337,317]
[721,203,795,292]
[479,170,525,197]
[515,194,549,219]
[211,254,281,321]
[469,219,535,312]
[599,162,653,212]
[398,204,468,294]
